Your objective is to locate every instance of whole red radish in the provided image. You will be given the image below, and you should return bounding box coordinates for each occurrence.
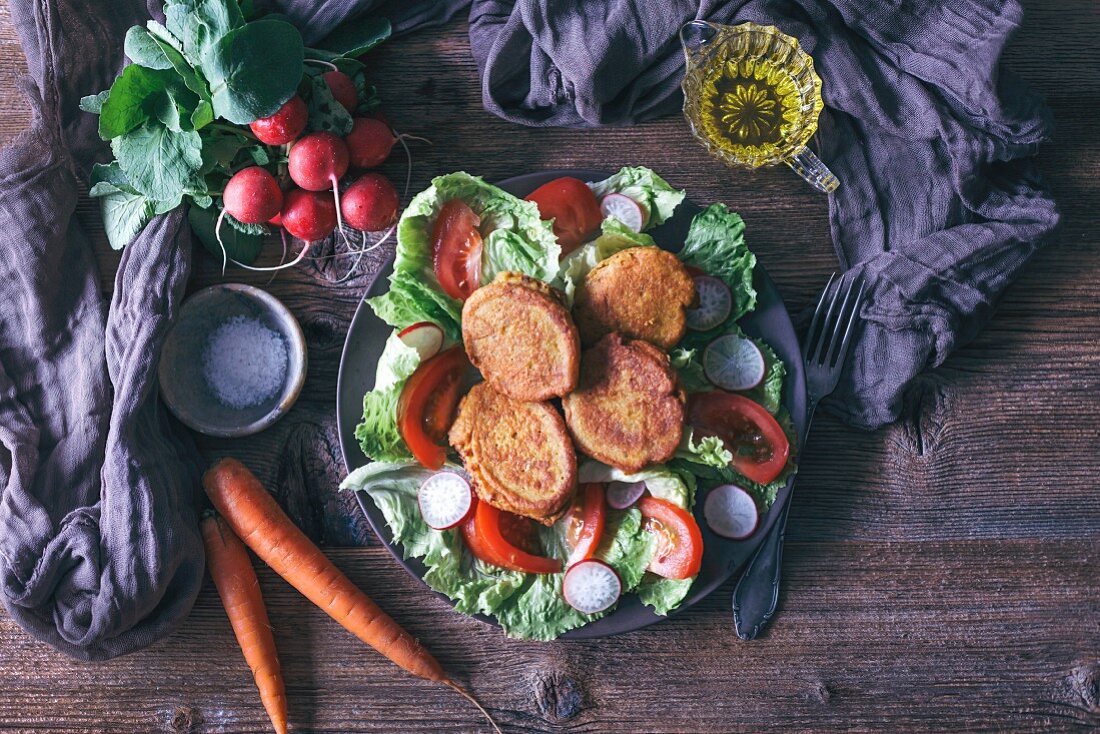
[288,132,349,192]
[250,96,307,145]
[281,189,337,241]
[344,117,397,169]
[342,173,399,232]
[323,70,358,113]
[223,167,283,224]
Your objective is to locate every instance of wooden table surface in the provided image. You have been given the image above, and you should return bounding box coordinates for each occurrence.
[1,2,1097,733]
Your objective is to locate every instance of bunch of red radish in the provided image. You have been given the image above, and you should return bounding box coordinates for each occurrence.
[221,70,403,247]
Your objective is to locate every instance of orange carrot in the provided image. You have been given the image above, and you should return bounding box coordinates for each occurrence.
[201,514,288,734]
[202,458,499,732]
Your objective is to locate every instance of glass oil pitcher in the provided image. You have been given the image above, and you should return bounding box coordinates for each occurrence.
[681,20,838,193]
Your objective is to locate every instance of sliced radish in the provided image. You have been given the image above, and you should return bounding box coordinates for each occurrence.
[703,333,766,391]
[398,322,444,361]
[417,472,473,530]
[599,193,647,232]
[562,559,622,614]
[606,480,646,509]
[685,275,733,331]
[704,484,759,540]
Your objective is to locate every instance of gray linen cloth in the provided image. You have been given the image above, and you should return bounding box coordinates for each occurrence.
[0,0,1056,659]
[469,0,1060,426]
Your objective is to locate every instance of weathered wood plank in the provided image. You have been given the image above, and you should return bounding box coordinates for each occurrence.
[0,542,1095,733]
[0,2,1097,733]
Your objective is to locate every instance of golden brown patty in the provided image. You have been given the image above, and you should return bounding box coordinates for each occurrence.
[462,272,580,401]
[573,247,695,349]
[563,333,684,473]
[449,382,577,525]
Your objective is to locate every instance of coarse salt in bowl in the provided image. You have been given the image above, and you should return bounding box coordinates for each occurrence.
[159,284,307,438]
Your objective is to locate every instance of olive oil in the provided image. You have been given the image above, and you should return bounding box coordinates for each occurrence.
[681,21,839,192]
[696,57,801,161]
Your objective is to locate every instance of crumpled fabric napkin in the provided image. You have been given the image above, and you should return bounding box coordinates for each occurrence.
[0,0,1057,660]
[469,0,1060,427]
[0,0,457,661]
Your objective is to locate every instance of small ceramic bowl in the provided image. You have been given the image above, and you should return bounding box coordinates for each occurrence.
[159,284,307,438]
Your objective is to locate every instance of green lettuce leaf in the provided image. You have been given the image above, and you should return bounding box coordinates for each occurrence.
[673,326,786,414]
[342,459,679,639]
[670,347,711,393]
[679,203,756,322]
[675,431,733,470]
[671,410,798,509]
[553,218,656,305]
[353,333,422,463]
[368,172,559,340]
[341,462,526,616]
[743,338,786,415]
[588,166,685,229]
[575,462,697,616]
[637,575,694,616]
[495,506,653,640]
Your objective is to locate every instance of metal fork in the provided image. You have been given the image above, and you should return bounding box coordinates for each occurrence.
[732,273,866,640]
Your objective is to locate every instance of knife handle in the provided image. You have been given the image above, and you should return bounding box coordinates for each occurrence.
[732,496,791,640]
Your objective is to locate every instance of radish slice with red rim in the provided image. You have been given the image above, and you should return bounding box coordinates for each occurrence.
[599,193,647,232]
[399,322,444,361]
[703,333,766,391]
[417,472,473,530]
[704,484,759,540]
[606,480,646,509]
[685,275,732,332]
[562,559,622,614]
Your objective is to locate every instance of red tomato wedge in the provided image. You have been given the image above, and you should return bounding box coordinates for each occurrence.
[565,483,607,567]
[472,500,561,575]
[432,199,483,301]
[638,497,703,580]
[687,392,790,485]
[525,177,603,255]
[461,508,509,567]
[397,347,468,470]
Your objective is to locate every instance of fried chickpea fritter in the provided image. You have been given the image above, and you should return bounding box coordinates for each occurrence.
[563,333,684,473]
[449,382,577,525]
[462,272,580,402]
[573,247,695,349]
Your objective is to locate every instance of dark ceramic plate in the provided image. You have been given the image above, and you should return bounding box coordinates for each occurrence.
[337,170,808,639]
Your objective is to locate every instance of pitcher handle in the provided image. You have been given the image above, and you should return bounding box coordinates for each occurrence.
[786,147,839,193]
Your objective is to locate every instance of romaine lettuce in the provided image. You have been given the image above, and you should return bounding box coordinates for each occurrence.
[588,166,686,229]
[342,459,697,638]
[353,333,421,463]
[367,172,559,340]
[678,203,756,323]
[576,462,698,616]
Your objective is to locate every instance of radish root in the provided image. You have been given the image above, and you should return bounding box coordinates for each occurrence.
[330,225,395,284]
[214,208,229,276]
[230,236,311,272]
[444,679,502,734]
[303,58,339,72]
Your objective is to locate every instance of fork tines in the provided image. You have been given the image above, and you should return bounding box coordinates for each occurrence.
[804,273,866,369]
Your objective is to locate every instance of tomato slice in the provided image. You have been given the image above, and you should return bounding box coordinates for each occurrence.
[565,483,606,567]
[460,506,509,567]
[473,500,561,574]
[461,504,543,571]
[687,391,791,485]
[398,347,468,470]
[638,497,703,580]
[525,177,603,255]
[432,199,483,301]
